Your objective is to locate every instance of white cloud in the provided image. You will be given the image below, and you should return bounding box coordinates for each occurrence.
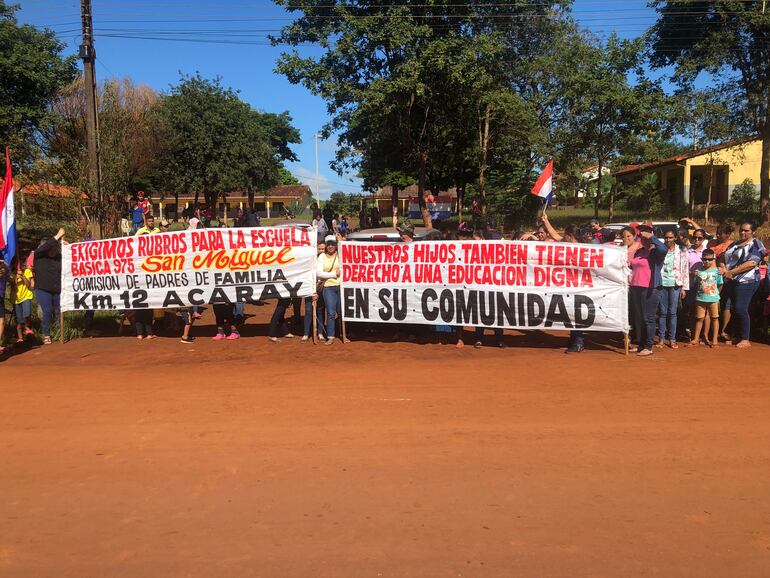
[290,166,362,200]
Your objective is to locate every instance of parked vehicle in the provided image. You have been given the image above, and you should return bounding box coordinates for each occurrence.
[604,222,712,245]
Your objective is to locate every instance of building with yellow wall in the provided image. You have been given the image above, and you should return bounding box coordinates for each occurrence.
[613,138,762,209]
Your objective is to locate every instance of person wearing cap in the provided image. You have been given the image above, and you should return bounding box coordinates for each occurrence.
[317,234,341,345]
[159,220,169,233]
[630,224,667,356]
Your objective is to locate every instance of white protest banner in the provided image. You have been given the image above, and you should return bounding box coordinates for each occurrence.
[61,226,316,312]
[339,240,629,332]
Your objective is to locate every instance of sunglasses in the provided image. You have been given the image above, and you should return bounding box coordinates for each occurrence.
[703,257,715,261]
[694,237,704,241]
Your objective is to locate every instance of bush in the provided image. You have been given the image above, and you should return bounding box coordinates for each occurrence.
[728,178,758,213]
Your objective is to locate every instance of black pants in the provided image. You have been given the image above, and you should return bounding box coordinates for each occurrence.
[269,298,292,337]
[213,303,234,329]
[630,286,660,350]
[134,309,154,337]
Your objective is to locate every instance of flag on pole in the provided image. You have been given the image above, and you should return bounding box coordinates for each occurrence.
[531,160,553,201]
[0,147,16,265]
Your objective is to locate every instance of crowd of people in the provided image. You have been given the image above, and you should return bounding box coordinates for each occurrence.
[1,193,769,356]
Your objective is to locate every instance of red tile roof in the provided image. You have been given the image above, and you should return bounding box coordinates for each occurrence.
[613,137,756,177]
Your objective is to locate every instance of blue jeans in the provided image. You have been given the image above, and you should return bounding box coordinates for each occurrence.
[233,303,244,323]
[35,289,60,336]
[657,285,682,343]
[630,286,660,350]
[14,299,32,322]
[730,280,759,341]
[322,286,341,338]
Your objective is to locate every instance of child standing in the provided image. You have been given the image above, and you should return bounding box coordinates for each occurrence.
[690,248,723,348]
[11,255,34,342]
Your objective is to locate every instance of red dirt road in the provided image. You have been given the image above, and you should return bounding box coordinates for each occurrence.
[2,310,770,577]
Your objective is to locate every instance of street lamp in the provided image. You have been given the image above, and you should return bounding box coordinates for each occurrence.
[314,133,321,208]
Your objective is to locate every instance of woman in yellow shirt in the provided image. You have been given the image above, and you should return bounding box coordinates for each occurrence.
[11,255,35,342]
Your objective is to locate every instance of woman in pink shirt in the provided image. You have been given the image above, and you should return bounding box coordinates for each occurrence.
[629,225,667,356]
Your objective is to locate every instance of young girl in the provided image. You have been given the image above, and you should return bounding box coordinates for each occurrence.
[689,249,723,348]
[11,255,34,343]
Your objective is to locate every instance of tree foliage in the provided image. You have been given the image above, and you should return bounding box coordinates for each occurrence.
[0,1,77,169]
[649,0,770,222]
[153,74,301,211]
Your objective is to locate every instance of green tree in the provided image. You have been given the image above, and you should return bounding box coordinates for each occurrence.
[0,1,77,169]
[279,166,300,185]
[324,191,361,216]
[44,77,169,234]
[649,0,770,222]
[154,74,300,212]
[556,34,671,219]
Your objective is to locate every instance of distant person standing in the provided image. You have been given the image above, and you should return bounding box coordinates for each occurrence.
[135,215,160,235]
[312,210,328,236]
[129,199,144,234]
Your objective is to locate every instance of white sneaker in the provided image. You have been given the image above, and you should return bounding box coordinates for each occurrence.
[301,335,309,342]
[324,337,336,346]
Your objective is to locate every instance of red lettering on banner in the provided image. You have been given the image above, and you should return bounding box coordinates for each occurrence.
[191,230,225,252]
[228,230,247,249]
[249,228,311,248]
[71,237,134,262]
[534,244,605,268]
[138,232,187,256]
[448,265,527,286]
[141,255,186,273]
[192,247,294,270]
[71,261,113,276]
[462,243,528,265]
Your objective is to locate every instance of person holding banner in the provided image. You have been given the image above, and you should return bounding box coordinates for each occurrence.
[317,235,341,345]
[471,228,504,349]
[33,228,65,345]
[302,240,326,342]
[630,225,667,356]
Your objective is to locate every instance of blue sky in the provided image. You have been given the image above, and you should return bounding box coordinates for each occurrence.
[17,0,660,198]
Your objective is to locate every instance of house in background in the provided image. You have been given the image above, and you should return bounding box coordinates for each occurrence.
[366,185,458,220]
[149,184,313,220]
[578,164,611,199]
[612,138,761,209]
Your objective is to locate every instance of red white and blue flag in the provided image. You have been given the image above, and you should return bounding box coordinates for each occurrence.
[0,147,16,264]
[531,160,553,201]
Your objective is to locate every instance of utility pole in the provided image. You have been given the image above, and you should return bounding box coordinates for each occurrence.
[314,133,321,208]
[80,0,102,237]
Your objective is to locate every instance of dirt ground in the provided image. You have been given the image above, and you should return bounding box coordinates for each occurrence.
[1,304,770,577]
